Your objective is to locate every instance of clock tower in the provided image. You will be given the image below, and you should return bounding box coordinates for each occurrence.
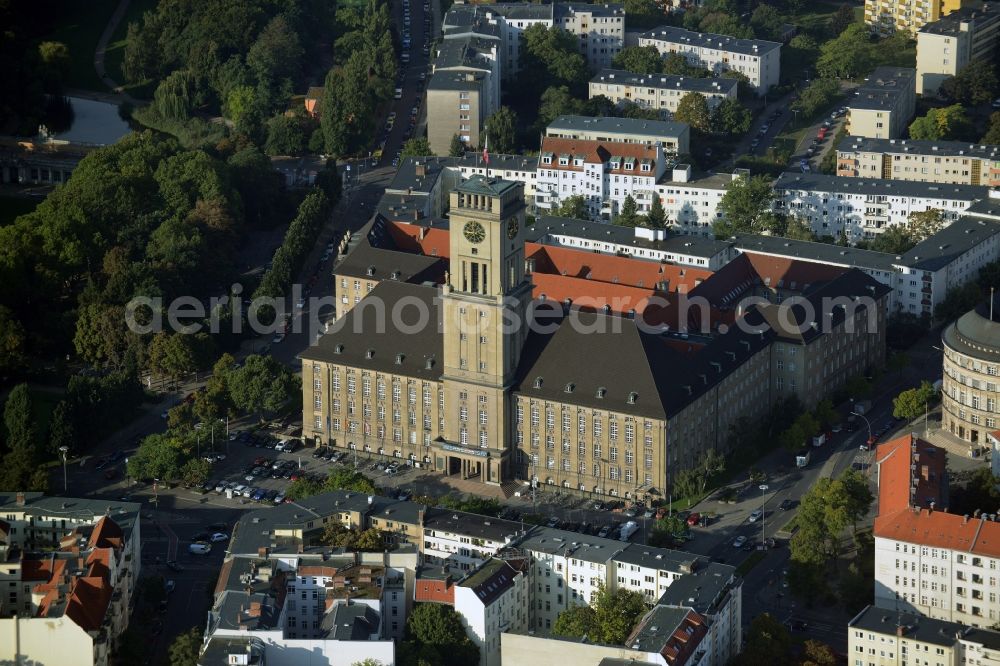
[438,176,531,485]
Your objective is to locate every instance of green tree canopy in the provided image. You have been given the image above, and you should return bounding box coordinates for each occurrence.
[940,61,999,105]
[711,97,752,135]
[555,195,590,220]
[893,381,938,421]
[169,627,202,666]
[613,195,640,227]
[909,104,972,141]
[448,134,466,157]
[483,106,518,153]
[646,194,666,229]
[400,137,434,159]
[816,24,874,79]
[713,175,777,237]
[611,45,664,74]
[674,92,711,132]
[552,584,648,644]
[405,603,479,666]
[228,354,298,415]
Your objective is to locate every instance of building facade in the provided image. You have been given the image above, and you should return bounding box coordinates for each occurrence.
[454,558,529,666]
[638,26,782,92]
[589,69,739,116]
[941,296,1000,445]
[846,67,917,140]
[916,3,1000,95]
[545,114,690,156]
[773,171,988,242]
[865,0,973,36]
[837,135,1000,187]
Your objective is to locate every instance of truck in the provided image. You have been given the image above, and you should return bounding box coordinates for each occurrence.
[796,450,811,468]
[618,521,639,542]
[811,433,826,447]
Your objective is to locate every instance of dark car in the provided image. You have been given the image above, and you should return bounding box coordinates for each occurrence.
[778,499,796,511]
[166,560,184,572]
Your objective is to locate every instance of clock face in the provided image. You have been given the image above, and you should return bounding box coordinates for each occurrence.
[464,221,485,244]
[506,218,519,239]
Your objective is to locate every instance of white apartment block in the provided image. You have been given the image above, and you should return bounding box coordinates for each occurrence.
[655,165,743,236]
[546,114,691,157]
[420,509,527,572]
[535,135,667,220]
[589,68,739,116]
[773,172,987,243]
[846,67,917,140]
[916,3,1000,95]
[638,26,782,92]
[453,558,529,666]
[443,2,625,75]
[734,205,1000,318]
[610,543,701,603]
[837,136,1000,187]
[848,604,1000,666]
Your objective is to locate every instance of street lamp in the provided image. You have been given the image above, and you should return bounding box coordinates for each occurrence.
[759,484,769,548]
[59,446,69,493]
[851,411,873,450]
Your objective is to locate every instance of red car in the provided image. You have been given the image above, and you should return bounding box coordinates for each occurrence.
[686,512,701,527]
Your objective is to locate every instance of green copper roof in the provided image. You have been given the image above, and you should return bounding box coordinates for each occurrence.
[456,174,520,196]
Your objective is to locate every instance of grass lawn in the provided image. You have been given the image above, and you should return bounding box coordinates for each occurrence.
[0,196,39,226]
[102,0,159,99]
[45,0,119,91]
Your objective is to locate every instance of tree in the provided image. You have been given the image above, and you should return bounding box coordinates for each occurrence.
[648,514,688,547]
[829,3,857,35]
[611,45,664,74]
[983,112,1000,144]
[229,354,298,415]
[714,175,776,237]
[400,137,433,159]
[674,92,711,132]
[783,216,818,241]
[837,468,875,534]
[405,603,479,666]
[324,467,377,494]
[352,660,385,666]
[816,24,874,79]
[711,98,751,135]
[264,114,309,156]
[699,448,726,492]
[613,195,640,227]
[168,627,202,666]
[0,305,26,373]
[555,195,590,220]
[48,400,76,458]
[673,468,701,498]
[733,613,791,666]
[181,458,211,487]
[448,134,466,157]
[662,52,708,77]
[320,52,377,156]
[522,23,590,93]
[552,584,647,644]
[893,381,938,421]
[622,0,663,29]
[286,475,323,501]
[909,104,972,141]
[537,85,585,129]
[749,3,784,41]
[4,383,37,453]
[940,61,999,105]
[483,106,518,153]
[646,194,666,229]
[868,225,916,254]
[907,208,944,241]
[791,78,841,121]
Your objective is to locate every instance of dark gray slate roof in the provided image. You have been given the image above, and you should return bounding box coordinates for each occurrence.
[733,234,899,272]
[640,25,782,56]
[899,215,1000,271]
[527,214,731,259]
[423,507,526,543]
[849,604,967,647]
[774,171,989,202]
[591,68,739,96]
[837,135,1000,160]
[657,561,738,616]
[333,219,443,282]
[323,601,380,640]
[547,114,688,140]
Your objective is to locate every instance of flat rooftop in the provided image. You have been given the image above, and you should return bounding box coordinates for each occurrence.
[838,135,1000,161]
[774,171,989,202]
[640,25,782,56]
[547,114,689,140]
[919,2,1000,35]
[590,69,739,96]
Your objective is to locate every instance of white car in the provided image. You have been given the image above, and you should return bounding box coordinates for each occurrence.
[188,543,211,555]
[732,536,747,548]
[210,533,228,542]
[214,482,227,493]
[273,493,286,504]
[242,487,256,498]
[165,580,176,593]
[748,509,763,523]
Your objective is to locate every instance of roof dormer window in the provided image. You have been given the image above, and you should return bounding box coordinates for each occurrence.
[534,376,544,389]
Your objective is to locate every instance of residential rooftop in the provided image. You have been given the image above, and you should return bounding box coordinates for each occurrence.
[837,135,1000,160]
[612,542,702,573]
[774,171,989,202]
[590,68,739,96]
[547,114,689,140]
[640,25,782,56]
[848,67,916,111]
[428,69,487,91]
[657,561,739,616]
[519,526,626,563]
[899,214,1000,271]
[918,2,1000,35]
[423,507,527,544]
[849,604,1000,647]
[627,605,697,653]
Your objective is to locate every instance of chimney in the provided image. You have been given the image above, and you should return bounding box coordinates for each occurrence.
[415,162,427,177]
[15,492,25,506]
[896,625,905,637]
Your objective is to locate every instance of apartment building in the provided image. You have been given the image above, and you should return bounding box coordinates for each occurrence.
[734,206,1000,318]
[848,604,1000,666]
[0,492,141,666]
[535,135,666,219]
[589,68,739,116]
[443,3,625,75]
[546,114,691,156]
[658,562,743,666]
[626,605,710,666]
[454,558,529,666]
[773,171,987,242]
[837,135,1000,186]
[941,294,1000,445]
[865,0,976,36]
[846,67,917,140]
[427,33,501,155]
[916,3,1000,94]
[654,165,743,236]
[421,508,527,571]
[638,26,782,92]
[873,434,1000,626]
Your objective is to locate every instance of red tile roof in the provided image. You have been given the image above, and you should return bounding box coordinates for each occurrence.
[527,245,710,293]
[65,576,113,633]
[743,253,847,292]
[387,222,451,258]
[539,137,658,173]
[88,516,124,550]
[874,434,1000,557]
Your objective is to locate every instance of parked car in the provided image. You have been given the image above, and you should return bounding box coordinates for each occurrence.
[732,535,747,548]
[778,499,796,511]
[597,525,611,538]
[274,493,286,504]
[686,512,701,526]
[748,509,763,522]
[188,543,211,555]
[210,533,229,542]
[165,580,176,594]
